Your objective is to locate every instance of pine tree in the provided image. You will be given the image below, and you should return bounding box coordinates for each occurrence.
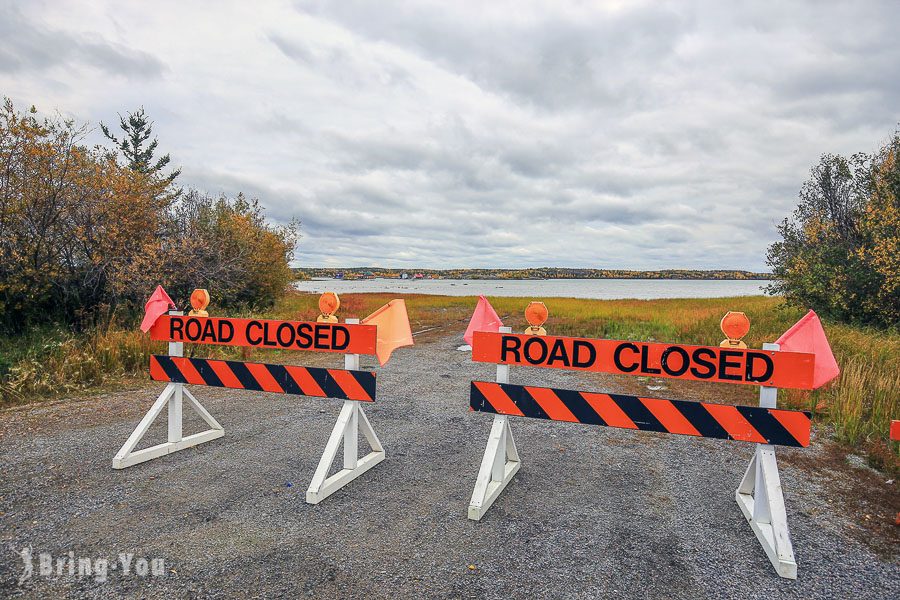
[101,107,181,184]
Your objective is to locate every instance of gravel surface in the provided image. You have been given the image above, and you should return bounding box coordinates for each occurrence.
[1,330,898,598]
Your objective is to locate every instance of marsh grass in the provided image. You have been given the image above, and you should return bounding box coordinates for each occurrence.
[2,291,896,470]
[0,326,160,401]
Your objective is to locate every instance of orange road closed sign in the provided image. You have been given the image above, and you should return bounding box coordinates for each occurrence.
[150,315,377,355]
[472,331,816,389]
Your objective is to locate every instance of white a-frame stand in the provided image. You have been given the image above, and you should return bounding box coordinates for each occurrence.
[112,312,224,469]
[306,319,385,504]
[468,327,521,521]
[735,342,797,579]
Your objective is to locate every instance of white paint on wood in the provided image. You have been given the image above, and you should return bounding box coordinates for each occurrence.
[469,326,521,521]
[167,384,183,443]
[112,311,224,469]
[468,414,521,521]
[306,323,385,504]
[305,398,385,504]
[112,381,225,469]
[735,341,797,579]
[167,320,184,443]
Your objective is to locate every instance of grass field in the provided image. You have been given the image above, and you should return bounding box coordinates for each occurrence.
[1,291,897,472]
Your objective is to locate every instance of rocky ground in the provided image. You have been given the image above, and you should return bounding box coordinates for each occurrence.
[0,329,897,598]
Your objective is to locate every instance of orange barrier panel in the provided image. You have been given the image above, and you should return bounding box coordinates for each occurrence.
[472,331,816,389]
[150,355,376,401]
[470,381,811,447]
[150,315,377,355]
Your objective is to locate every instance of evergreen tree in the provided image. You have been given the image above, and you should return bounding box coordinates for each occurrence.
[101,107,181,184]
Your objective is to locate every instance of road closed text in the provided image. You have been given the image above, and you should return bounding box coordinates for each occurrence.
[471,331,816,389]
[149,316,377,355]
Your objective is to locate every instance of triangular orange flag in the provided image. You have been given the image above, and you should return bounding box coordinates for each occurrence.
[140,285,176,332]
[361,299,414,366]
[464,296,503,345]
[775,310,840,389]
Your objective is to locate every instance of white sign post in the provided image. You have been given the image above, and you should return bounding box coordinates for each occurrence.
[468,326,521,520]
[306,318,385,504]
[735,342,797,579]
[113,311,224,469]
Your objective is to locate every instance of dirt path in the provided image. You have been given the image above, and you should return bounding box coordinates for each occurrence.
[1,330,897,598]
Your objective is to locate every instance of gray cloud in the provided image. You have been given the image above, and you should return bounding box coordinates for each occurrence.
[0,4,165,78]
[2,0,898,270]
[296,1,688,112]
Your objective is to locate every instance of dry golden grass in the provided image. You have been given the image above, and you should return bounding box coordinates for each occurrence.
[2,290,896,470]
[0,326,159,400]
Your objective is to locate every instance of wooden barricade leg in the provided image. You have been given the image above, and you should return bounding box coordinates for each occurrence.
[469,329,521,521]
[735,342,797,579]
[306,323,385,504]
[468,411,521,520]
[112,315,224,469]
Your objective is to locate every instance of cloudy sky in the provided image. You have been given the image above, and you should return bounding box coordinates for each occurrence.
[2,1,898,270]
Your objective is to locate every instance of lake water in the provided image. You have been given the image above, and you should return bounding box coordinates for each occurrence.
[294,278,771,299]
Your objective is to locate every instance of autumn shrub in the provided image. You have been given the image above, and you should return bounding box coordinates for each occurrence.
[767,128,900,328]
[158,190,298,310]
[0,98,298,334]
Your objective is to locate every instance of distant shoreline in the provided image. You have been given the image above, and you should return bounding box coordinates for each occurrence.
[294,268,773,281]
[299,277,772,282]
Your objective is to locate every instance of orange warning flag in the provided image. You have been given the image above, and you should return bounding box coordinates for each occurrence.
[361,299,414,366]
[140,285,176,333]
[464,295,504,345]
[775,310,839,389]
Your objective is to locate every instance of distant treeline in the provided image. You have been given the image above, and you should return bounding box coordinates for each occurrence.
[294,268,772,281]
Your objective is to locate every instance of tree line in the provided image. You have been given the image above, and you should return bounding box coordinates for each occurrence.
[296,268,771,280]
[0,99,298,334]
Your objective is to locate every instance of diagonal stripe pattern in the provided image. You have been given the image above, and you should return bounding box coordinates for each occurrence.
[150,355,376,401]
[470,381,810,447]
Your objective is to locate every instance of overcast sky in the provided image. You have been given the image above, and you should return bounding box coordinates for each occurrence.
[2,1,898,270]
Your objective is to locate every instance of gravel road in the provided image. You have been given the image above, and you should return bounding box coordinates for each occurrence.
[1,329,897,598]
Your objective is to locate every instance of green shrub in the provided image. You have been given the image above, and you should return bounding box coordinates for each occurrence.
[767,129,900,327]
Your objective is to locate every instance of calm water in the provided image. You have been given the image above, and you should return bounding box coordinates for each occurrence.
[294,278,771,299]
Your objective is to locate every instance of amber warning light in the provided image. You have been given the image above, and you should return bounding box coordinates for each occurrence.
[189,288,210,317]
[524,301,548,336]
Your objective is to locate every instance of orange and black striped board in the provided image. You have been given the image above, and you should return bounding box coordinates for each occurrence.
[470,381,810,447]
[149,315,377,355]
[150,355,376,402]
[472,331,816,390]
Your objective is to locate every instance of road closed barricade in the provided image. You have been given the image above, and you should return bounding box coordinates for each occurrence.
[466,302,835,580]
[114,289,413,505]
